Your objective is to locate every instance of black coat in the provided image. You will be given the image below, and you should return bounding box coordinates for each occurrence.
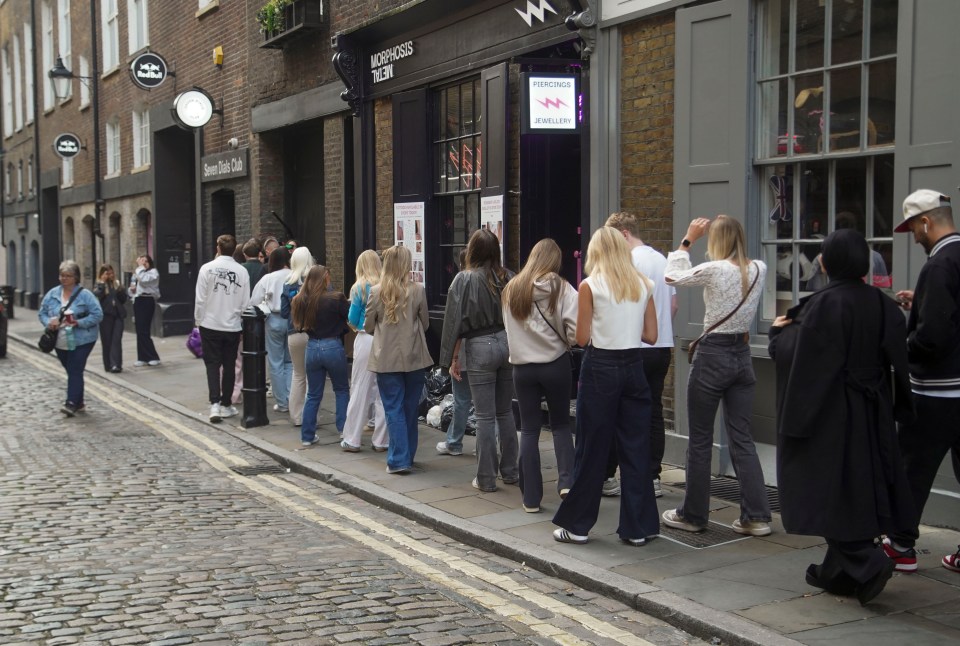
[768,279,917,541]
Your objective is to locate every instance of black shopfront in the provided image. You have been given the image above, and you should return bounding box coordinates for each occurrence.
[335,0,591,359]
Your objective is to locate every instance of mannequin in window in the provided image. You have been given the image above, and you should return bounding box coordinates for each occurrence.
[795,86,877,151]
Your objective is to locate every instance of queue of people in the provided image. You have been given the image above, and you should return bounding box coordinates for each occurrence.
[38,187,960,606]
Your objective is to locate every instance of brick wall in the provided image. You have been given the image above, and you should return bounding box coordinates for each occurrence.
[373,97,393,253]
[324,115,345,290]
[620,14,677,430]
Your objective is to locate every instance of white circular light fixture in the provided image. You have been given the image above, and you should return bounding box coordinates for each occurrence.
[172,88,216,129]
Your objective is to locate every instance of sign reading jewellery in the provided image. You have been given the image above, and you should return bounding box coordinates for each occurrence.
[520,72,579,134]
[201,149,249,183]
[53,133,82,159]
[370,40,415,83]
[129,51,170,90]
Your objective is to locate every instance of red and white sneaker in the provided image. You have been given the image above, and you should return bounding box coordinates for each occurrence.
[882,537,918,572]
[942,545,960,573]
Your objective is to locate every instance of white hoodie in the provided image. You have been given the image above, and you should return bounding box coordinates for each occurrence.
[503,276,578,365]
[195,255,251,332]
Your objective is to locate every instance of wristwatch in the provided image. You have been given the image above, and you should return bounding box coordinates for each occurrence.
[681,239,692,248]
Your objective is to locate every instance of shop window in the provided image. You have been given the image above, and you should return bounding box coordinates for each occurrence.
[755,0,897,319]
[433,78,482,300]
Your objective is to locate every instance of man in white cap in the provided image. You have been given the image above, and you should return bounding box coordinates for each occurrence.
[883,189,960,575]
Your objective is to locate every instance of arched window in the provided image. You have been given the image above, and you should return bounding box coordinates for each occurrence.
[63,216,76,261]
[108,211,122,271]
[28,240,40,292]
[135,208,152,256]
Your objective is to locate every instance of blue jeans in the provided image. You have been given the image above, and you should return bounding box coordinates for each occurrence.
[55,341,95,406]
[377,370,426,471]
[555,346,659,540]
[301,338,349,443]
[445,369,472,453]
[265,314,293,408]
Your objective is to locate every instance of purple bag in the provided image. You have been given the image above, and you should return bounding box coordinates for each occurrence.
[186,327,203,358]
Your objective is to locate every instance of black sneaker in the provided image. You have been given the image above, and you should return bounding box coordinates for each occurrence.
[61,402,78,417]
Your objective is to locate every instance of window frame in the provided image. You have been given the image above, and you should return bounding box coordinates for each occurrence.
[58,0,72,101]
[23,23,35,123]
[101,0,120,71]
[1,46,12,137]
[41,2,54,111]
[127,0,149,54]
[12,34,23,131]
[132,108,151,168]
[105,119,121,176]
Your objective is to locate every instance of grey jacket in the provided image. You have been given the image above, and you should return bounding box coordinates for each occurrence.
[439,268,513,367]
[364,282,433,373]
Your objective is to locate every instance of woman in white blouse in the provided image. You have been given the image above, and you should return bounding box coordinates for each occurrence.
[662,215,772,537]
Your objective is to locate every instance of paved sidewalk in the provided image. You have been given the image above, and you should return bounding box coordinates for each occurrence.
[7,316,960,646]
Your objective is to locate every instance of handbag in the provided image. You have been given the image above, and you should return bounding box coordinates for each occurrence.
[687,262,760,363]
[535,299,575,369]
[38,287,84,353]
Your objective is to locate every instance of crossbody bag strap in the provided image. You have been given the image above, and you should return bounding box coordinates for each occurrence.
[59,286,84,321]
[535,300,570,352]
[688,261,761,353]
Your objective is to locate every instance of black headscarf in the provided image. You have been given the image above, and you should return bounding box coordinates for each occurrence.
[821,228,869,281]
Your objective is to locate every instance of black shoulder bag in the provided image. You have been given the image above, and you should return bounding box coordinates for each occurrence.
[39,287,84,353]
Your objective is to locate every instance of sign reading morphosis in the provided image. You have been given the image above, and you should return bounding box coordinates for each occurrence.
[200,149,249,183]
[53,132,82,159]
[370,40,415,84]
[521,72,579,134]
[129,51,170,90]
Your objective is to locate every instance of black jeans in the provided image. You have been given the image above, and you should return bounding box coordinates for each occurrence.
[99,314,124,370]
[605,347,672,480]
[134,297,160,362]
[892,394,960,548]
[199,327,241,406]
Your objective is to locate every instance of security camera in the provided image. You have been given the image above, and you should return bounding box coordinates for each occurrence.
[227,137,239,149]
[565,9,596,31]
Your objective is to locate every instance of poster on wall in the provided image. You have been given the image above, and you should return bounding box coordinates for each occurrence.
[394,201,426,287]
[480,195,505,262]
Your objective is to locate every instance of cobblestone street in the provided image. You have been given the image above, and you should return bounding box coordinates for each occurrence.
[0,350,700,646]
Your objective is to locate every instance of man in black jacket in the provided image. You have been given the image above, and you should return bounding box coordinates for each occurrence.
[884,189,960,574]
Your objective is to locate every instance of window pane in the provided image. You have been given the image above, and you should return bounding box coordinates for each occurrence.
[827,66,862,152]
[758,0,790,78]
[461,81,474,137]
[762,164,795,240]
[870,0,898,58]
[445,86,460,140]
[794,73,824,153]
[872,154,895,237]
[795,0,825,71]
[870,241,893,290]
[474,78,482,133]
[867,59,895,146]
[758,79,789,159]
[436,91,446,143]
[801,243,828,292]
[835,157,867,231]
[474,137,482,188]
[799,160,829,237]
[831,0,863,65]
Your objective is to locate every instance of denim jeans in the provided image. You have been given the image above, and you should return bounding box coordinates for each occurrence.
[465,330,519,491]
[265,314,293,409]
[680,334,771,527]
[301,338,349,443]
[514,354,575,508]
[554,347,659,539]
[55,341,95,406]
[445,365,472,453]
[377,369,427,470]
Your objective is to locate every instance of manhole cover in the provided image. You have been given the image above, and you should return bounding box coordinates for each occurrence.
[659,522,747,549]
[229,465,288,477]
[672,476,781,513]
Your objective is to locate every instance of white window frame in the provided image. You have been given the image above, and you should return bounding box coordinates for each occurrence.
[127,0,149,54]
[132,108,151,168]
[78,56,90,108]
[57,0,72,100]
[23,23,35,123]
[16,160,23,200]
[106,119,121,176]
[101,0,119,71]
[61,157,73,188]
[41,2,54,111]
[27,156,34,197]
[1,47,12,137]
[12,34,23,131]
[3,165,10,201]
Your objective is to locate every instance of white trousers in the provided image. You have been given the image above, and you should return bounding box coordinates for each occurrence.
[341,332,387,448]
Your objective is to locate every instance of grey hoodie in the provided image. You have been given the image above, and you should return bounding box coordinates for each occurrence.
[503,276,578,365]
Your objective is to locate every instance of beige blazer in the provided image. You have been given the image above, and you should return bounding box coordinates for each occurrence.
[364,283,433,373]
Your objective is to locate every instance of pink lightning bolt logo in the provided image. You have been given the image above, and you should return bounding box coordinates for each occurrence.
[536,97,568,109]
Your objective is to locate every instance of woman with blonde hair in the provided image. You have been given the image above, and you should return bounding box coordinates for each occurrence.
[440,229,519,492]
[292,265,350,446]
[341,250,388,452]
[503,239,578,512]
[281,246,315,425]
[365,245,432,474]
[662,215,771,536]
[552,227,659,545]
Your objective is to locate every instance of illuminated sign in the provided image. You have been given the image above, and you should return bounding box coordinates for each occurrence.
[521,72,579,135]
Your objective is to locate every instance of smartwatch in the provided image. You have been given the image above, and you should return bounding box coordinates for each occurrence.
[681,239,692,249]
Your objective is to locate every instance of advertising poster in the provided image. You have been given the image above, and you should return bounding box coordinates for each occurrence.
[394,201,426,287]
[480,195,505,262]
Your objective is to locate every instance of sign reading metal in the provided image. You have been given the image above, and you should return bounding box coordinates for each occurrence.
[129,51,169,90]
[521,72,579,134]
[200,149,249,183]
[53,132,82,159]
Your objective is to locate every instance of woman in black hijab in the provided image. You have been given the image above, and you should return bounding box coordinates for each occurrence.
[768,229,916,605]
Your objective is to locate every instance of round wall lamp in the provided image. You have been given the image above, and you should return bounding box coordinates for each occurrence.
[171,87,222,129]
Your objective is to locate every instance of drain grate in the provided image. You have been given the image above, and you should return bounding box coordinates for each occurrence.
[671,476,781,513]
[229,465,289,477]
[660,522,747,549]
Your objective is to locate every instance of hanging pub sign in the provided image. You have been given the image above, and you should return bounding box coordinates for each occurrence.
[53,133,82,159]
[129,51,170,90]
[520,72,580,135]
[171,88,218,129]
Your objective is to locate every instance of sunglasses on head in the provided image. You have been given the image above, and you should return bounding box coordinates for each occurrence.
[285,243,295,250]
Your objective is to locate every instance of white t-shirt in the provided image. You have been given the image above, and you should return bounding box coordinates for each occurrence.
[584,274,650,350]
[632,245,675,349]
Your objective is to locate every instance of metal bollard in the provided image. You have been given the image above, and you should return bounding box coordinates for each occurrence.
[0,285,14,319]
[240,307,269,429]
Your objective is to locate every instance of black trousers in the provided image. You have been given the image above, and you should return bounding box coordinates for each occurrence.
[134,297,160,362]
[811,538,890,595]
[199,327,241,406]
[99,315,124,370]
[605,347,673,479]
[892,394,960,547]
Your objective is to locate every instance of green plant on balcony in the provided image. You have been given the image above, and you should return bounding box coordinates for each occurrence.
[256,0,293,35]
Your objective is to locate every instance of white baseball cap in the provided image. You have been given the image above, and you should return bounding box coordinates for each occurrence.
[896,189,952,232]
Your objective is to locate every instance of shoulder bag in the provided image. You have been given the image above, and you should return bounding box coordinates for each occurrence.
[39,287,84,353]
[687,262,760,363]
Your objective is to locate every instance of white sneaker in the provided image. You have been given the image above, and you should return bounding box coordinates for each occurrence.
[602,477,621,497]
[732,518,772,537]
[133,361,147,367]
[209,403,222,423]
[220,405,238,418]
[653,478,663,498]
[273,403,289,412]
[436,441,463,456]
[147,360,160,366]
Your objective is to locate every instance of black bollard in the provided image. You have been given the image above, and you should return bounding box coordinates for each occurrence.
[240,307,270,429]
